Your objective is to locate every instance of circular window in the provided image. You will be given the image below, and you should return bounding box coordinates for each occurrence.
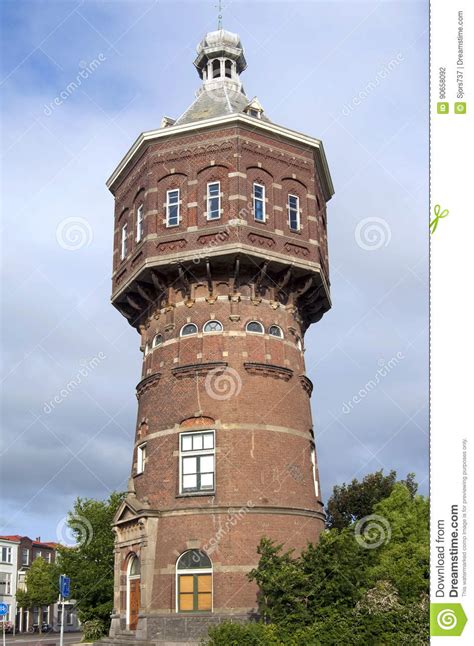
[152,334,163,348]
[203,320,223,333]
[181,323,198,337]
[246,321,264,334]
[268,325,283,338]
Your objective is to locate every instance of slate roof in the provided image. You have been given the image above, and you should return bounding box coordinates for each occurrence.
[175,87,271,126]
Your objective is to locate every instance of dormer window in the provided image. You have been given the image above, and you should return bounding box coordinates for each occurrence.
[248,109,260,118]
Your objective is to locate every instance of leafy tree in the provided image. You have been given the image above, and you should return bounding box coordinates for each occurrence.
[56,491,125,628]
[325,470,418,529]
[368,484,429,602]
[16,558,58,632]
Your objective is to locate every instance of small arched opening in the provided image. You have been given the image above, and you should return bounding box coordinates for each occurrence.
[126,554,141,630]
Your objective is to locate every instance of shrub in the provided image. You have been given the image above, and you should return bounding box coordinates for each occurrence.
[82,619,106,642]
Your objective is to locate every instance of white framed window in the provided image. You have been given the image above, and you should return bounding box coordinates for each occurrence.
[179,431,215,494]
[46,552,52,563]
[136,204,144,242]
[0,572,12,595]
[268,325,283,338]
[137,443,146,475]
[120,223,128,260]
[176,550,212,613]
[246,320,264,334]
[288,194,300,231]
[166,189,180,227]
[203,320,223,333]
[253,183,265,222]
[180,323,198,337]
[152,334,163,348]
[207,182,221,220]
[310,445,319,497]
[0,546,12,563]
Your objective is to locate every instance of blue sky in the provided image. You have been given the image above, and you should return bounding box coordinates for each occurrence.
[0,0,429,541]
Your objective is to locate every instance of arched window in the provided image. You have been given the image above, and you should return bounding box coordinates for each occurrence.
[180,323,198,337]
[246,321,264,334]
[268,325,283,338]
[212,59,221,78]
[127,555,141,629]
[203,320,223,333]
[224,59,232,78]
[144,343,150,355]
[176,550,212,612]
[152,334,163,348]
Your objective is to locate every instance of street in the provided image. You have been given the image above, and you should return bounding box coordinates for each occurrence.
[4,634,81,646]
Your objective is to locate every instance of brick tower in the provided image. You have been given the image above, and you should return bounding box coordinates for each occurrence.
[106,26,334,644]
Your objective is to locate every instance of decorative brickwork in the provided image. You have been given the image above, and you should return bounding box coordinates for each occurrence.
[104,26,333,645]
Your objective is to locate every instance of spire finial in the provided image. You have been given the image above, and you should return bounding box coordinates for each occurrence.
[217,0,223,30]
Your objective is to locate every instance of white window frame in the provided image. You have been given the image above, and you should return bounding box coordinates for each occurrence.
[137,443,146,475]
[0,546,12,563]
[288,194,300,231]
[246,320,264,335]
[120,223,128,260]
[152,334,163,348]
[136,204,144,242]
[268,325,283,338]
[166,189,180,227]
[206,181,221,220]
[310,445,319,497]
[180,323,198,337]
[253,183,266,222]
[179,430,215,494]
[203,320,223,333]
[126,555,140,628]
[175,551,213,613]
[0,572,12,595]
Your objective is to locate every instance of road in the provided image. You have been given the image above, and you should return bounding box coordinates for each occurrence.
[4,634,81,646]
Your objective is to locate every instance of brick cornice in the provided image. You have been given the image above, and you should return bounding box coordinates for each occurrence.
[243,362,293,381]
[171,361,228,378]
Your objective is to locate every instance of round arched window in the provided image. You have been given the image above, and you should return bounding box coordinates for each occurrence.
[246,321,264,334]
[181,323,198,337]
[268,325,283,338]
[152,334,163,348]
[203,320,223,333]
[176,550,212,613]
[129,555,140,576]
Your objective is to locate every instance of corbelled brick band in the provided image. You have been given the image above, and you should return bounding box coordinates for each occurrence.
[104,25,333,645]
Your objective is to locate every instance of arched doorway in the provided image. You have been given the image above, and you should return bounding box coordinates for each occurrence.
[176,550,212,612]
[126,554,140,630]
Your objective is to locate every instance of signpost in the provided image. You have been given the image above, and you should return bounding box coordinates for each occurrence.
[58,575,70,646]
[0,603,8,646]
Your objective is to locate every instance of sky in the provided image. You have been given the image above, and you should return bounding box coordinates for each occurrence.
[0,0,429,542]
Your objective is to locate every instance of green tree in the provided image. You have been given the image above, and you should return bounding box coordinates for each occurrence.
[325,470,418,529]
[16,558,58,632]
[368,484,429,602]
[56,491,125,628]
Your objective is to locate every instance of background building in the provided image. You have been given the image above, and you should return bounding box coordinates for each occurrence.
[0,535,79,633]
[105,25,333,644]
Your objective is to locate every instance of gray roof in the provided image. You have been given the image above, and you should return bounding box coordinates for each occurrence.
[175,87,271,126]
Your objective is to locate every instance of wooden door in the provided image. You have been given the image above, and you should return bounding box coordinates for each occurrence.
[129,578,140,630]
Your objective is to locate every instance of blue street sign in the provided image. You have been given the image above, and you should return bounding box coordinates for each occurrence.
[59,575,71,599]
[0,603,8,617]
